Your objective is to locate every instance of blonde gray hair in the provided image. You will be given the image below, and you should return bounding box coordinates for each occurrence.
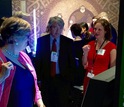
[0,16,31,43]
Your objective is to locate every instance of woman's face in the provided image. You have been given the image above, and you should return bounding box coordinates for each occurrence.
[93,22,106,40]
[49,22,63,38]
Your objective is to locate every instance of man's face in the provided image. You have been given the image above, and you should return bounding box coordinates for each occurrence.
[49,22,63,38]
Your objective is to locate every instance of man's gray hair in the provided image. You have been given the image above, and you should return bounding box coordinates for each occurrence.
[47,16,65,28]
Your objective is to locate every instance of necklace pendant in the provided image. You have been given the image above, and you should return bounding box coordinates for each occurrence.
[4,49,18,58]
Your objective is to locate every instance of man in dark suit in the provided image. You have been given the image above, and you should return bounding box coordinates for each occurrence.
[34,16,76,107]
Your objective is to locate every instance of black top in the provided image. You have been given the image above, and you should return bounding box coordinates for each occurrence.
[73,40,86,86]
[7,58,35,107]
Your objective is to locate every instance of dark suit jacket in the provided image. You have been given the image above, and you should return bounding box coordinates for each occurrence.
[34,34,76,82]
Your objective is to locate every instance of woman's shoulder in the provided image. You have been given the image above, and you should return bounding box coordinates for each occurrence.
[104,41,116,53]
[61,35,74,43]
[106,41,116,49]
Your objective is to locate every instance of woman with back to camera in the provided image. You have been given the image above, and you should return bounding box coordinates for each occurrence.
[0,17,45,107]
[70,23,86,86]
[70,23,86,107]
[82,19,116,94]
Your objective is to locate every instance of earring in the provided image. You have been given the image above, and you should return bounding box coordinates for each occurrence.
[14,39,18,46]
[15,42,18,46]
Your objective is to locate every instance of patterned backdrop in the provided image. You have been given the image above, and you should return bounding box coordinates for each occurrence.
[12,0,120,38]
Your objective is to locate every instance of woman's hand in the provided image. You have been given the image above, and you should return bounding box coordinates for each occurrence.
[0,61,14,82]
[82,45,90,68]
[37,99,46,107]
[82,45,90,55]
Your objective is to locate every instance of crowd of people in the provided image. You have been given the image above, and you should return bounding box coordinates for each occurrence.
[0,11,117,107]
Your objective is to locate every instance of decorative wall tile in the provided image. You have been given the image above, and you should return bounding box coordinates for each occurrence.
[12,0,120,37]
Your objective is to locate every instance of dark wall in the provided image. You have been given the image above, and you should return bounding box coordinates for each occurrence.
[0,0,12,18]
[114,0,124,106]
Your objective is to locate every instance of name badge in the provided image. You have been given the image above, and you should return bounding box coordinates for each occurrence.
[26,45,31,53]
[97,49,105,55]
[51,51,58,62]
[87,72,95,78]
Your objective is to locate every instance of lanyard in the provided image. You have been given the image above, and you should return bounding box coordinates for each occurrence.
[92,39,106,67]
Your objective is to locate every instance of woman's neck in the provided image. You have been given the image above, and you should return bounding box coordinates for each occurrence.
[2,45,19,57]
[95,38,106,50]
[96,38,105,45]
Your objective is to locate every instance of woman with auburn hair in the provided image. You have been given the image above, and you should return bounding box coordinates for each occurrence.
[82,19,116,94]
